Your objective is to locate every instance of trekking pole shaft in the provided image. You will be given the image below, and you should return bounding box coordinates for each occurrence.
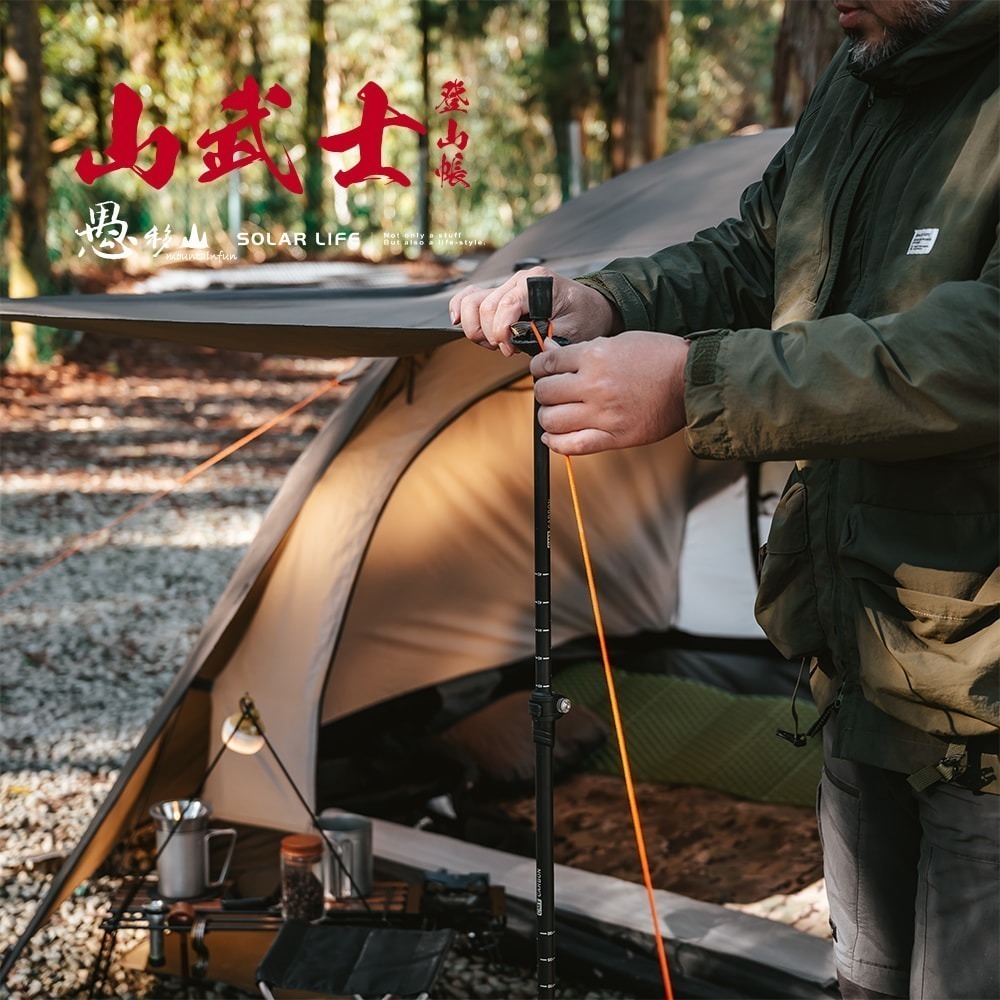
[531,396,557,995]
[522,274,558,997]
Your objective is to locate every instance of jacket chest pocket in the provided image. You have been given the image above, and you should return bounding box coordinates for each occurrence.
[754,480,827,659]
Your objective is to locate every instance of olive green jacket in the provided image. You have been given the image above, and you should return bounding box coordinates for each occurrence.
[578,1,999,786]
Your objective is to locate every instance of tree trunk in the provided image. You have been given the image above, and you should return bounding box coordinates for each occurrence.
[3,0,54,371]
[304,0,328,236]
[771,0,842,126]
[416,0,432,250]
[610,0,670,176]
[247,4,280,217]
[545,0,598,201]
[546,0,574,201]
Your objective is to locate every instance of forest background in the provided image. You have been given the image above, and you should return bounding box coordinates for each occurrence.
[1,0,841,369]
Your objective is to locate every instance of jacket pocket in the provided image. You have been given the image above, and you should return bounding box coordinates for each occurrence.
[839,505,999,738]
[754,479,827,659]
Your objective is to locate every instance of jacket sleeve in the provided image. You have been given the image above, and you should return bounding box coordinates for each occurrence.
[683,235,1000,463]
[573,48,854,336]
[575,140,787,337]
[573,53,841,338]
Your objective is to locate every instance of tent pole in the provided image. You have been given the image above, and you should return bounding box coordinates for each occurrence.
[514,276,568,997]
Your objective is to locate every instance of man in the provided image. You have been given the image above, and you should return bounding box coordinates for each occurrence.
[450,1,998,997]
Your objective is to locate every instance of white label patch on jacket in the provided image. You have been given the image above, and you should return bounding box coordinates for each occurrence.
[907,228,940,254]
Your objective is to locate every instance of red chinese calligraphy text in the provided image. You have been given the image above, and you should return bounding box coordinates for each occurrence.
[435,152,470,189]
[436,117,469,152]
[197,78,303,194]
[319,82,427,187]
[435,80,469,114]
[75,84,181,190]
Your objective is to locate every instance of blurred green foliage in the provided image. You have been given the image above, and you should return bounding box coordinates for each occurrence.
[670,0,783,147]
[8,0,783,281]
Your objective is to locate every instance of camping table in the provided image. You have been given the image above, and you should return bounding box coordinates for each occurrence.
[88,878,421,994]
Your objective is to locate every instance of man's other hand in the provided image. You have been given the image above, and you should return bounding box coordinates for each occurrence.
[529,331,690,455]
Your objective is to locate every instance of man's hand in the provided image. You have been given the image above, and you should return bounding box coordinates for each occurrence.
[448,266,620,356]
[529,331,690,455]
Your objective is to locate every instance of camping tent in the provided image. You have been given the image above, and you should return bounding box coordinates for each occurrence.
[1,128,834,995]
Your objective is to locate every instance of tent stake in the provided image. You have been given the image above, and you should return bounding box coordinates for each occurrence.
[513,276,570,997]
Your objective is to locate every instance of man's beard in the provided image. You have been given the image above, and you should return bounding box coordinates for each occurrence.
[847,0,954,71]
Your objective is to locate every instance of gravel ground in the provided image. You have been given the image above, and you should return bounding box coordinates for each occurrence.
[0,346,630,1000]
[1,348,351,998]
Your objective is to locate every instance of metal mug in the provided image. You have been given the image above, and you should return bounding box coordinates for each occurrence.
[150,799,237,900]
[318,810,373,899]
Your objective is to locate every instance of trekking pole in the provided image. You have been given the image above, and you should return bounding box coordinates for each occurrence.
[513,279,675,1000]
[512,276,571,997]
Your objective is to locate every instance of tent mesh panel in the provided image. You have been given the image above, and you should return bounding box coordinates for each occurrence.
[554,664,823,807]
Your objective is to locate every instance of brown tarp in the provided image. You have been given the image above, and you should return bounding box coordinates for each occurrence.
[0,129,790,357]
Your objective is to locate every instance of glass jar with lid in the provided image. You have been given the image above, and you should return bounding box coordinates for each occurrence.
[279,834,324,921]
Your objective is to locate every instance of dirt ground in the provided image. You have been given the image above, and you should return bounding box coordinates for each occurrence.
[504,772,823,905]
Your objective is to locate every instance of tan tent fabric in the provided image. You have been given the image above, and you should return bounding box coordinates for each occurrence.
[203,343,532,826]
[205,340,694,830]
[327,377,694,725]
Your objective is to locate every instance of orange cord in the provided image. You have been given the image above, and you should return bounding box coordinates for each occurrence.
[564,458,674,1000]
[531,320,674,1000]
[0,376,342,601]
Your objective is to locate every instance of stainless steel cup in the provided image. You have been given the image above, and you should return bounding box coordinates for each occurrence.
[149,799,236,900]
[318,810,373,900]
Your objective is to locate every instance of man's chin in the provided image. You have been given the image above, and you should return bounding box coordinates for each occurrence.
[847,35,891,72]
[845,0,956,71]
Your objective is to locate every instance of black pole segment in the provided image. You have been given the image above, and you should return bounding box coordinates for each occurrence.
[531,361,557,997]
[520,274,564,997]
[527,275,553,324]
